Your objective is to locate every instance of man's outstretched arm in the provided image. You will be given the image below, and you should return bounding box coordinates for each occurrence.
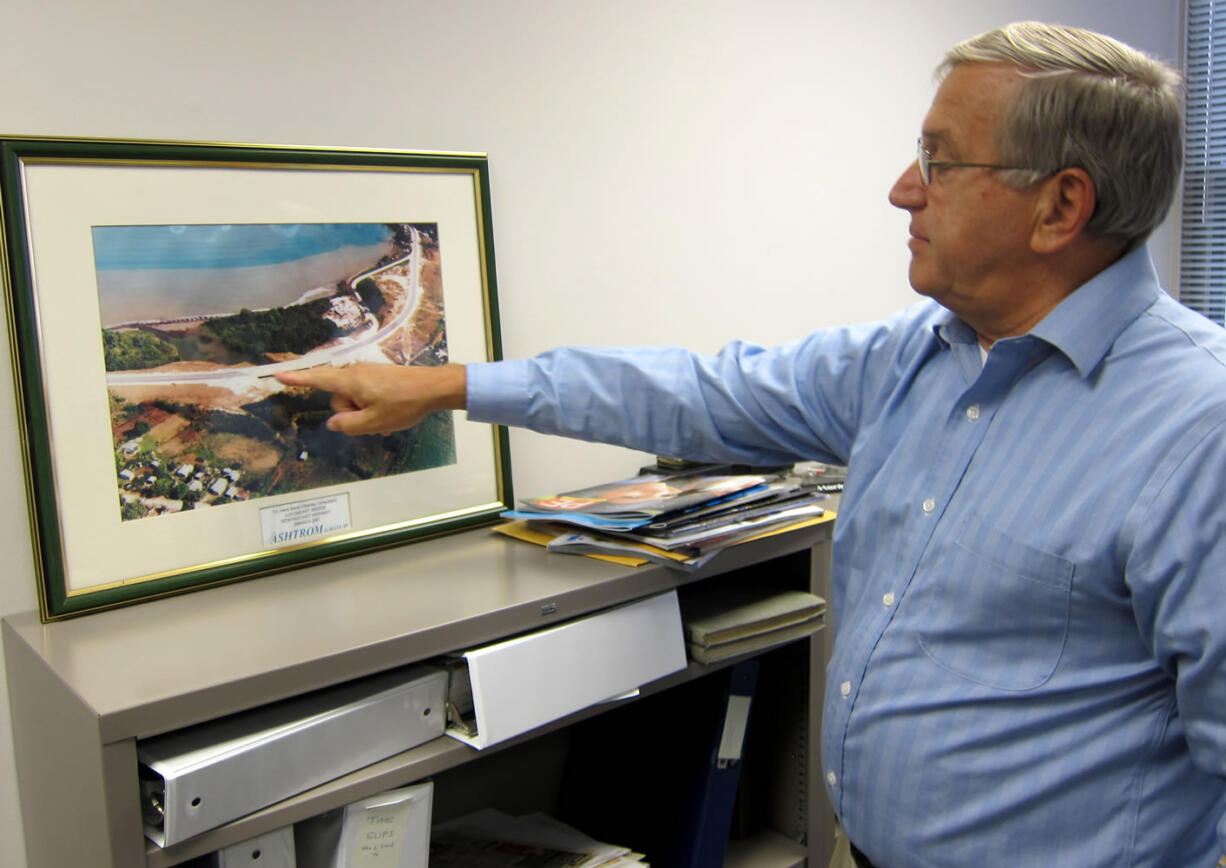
[275,362,467,436]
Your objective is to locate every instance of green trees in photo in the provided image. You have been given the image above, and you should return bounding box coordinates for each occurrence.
[102,329,180,371]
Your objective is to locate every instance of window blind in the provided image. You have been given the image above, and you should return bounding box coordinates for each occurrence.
[1181,0,1226,325]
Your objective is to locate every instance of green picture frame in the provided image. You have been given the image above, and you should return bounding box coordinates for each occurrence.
[0,137,511,620]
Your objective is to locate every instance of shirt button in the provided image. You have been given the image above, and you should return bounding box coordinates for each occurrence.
[922,498,936,513]
[840,680,852,697]
[827,771,838,787]
[966,404,980,420]
[882,591,896,607]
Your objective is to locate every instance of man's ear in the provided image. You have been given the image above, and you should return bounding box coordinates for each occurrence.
[1030,167,1096,255]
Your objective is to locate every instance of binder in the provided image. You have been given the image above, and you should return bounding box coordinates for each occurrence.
[677,658,760,867]
[211,825,297,867]
[294,781,432,868]
[445,590,687,749]
[139,664,447,846]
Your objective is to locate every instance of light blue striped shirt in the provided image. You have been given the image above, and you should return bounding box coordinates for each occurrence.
[467,245,1226,867]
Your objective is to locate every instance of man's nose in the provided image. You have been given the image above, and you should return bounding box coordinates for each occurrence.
[889,160,925,210]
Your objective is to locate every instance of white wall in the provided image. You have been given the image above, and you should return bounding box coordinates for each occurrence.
[0,1,1181,864]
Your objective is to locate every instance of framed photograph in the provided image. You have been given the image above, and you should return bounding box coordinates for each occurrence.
[0,137,512,620]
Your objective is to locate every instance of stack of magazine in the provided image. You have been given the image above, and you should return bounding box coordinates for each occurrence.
[498,464,827,570]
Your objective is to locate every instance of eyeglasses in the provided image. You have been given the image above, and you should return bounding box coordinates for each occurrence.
[916,138,1040,186]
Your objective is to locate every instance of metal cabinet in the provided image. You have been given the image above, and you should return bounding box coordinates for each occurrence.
[3,521,834,868]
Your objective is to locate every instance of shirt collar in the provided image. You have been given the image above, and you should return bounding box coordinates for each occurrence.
[930,245,1162,378]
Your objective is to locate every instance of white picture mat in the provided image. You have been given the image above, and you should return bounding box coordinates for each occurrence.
[18,156,501,594]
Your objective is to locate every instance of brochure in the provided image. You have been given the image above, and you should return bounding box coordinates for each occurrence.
[513,467,775,525]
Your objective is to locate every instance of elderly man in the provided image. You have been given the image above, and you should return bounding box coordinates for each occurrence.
[280,22,1226,868]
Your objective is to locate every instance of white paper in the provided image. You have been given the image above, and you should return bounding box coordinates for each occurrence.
[349,799,413,866]
[338,782,432,868]
[716,694,753,765]
[261,494,352,548]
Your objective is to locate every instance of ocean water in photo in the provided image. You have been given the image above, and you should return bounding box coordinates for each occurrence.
[93,223,394,326]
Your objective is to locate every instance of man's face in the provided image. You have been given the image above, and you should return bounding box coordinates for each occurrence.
[889,63,1043,321]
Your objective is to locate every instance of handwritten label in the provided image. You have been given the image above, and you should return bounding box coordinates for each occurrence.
[259,494,351,548]
[350,799,412,866]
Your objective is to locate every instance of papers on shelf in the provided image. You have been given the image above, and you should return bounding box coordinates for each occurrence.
[513,467,775,526]
[499,464,831,570]
[497,509,830,572]
[430,809,646,867]
[494,520,650,567]
[624,502,828,551]
[546,530,720,571]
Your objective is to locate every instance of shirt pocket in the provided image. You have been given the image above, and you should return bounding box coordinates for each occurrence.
[913,514,1073,691]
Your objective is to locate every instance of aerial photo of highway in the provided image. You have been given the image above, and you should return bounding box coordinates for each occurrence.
[97,221,456,521]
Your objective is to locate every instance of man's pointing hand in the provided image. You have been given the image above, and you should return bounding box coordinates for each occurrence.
[275,362,467,437]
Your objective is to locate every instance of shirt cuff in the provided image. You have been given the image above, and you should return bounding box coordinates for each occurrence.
[465,359,532,427]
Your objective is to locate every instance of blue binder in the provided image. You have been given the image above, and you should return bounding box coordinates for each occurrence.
[676,658,760,867]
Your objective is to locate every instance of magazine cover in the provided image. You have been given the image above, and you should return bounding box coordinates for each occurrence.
[516,468,776,522]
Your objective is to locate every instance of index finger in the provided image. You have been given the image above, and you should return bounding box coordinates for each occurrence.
[275,365,348,391]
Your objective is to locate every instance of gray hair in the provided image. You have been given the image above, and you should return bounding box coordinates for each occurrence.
[941,21,1182,249]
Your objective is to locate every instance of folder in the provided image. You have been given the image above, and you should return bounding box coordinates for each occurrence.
[685,615,823,663]
[294,781,432,868]
[681,588,826,647]
[139,665,447,846]
[210,825,297,868]
[445,591,687,749]
[680,587,825,663]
